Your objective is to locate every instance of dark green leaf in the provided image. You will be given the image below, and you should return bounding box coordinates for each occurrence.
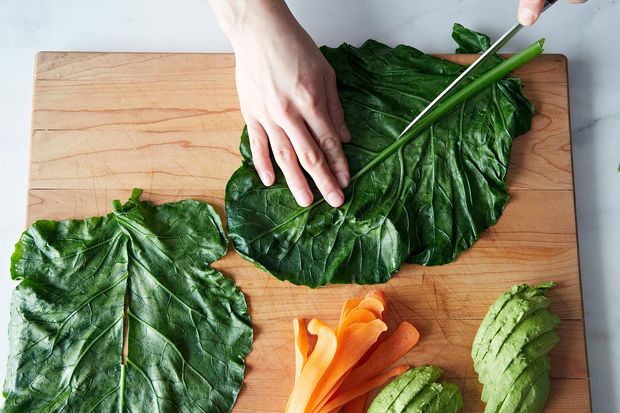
[452,22,491,53]
[3,189,253,413]
[226,26,537,287]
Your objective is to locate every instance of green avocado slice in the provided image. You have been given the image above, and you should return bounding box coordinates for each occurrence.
[472,284,528,360]
[425,382,464,413]
[496,356,551,413]
[368,366,442,413]
[473,284,554,372]
[367,369,416,413]
[514,366,552,413]
[478,308,560,383]
[472,283,559,413]
[483,332,558,409]
[402,382,442,412]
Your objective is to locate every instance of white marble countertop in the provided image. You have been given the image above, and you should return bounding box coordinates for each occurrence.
[0,0,618,410]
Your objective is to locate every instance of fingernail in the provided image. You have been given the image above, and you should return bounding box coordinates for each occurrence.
[336,172,349,188]
[326,190,344,207]
[340,125,351,142]
[296,189,313,207]
[518,8,537,26]
[259,171,274,186]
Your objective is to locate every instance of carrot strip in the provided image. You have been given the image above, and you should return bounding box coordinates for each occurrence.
[356,291,386,318]
[337,307,375,337]
[338,322,420,392]
[336,291,385,334]
[342,395,366,413]
[294,318,309,383]
[353,327,389,369]
[306,319,387,413]
[310,375,348,413]
[338,298,362,327]
[287,291,415,413]
[337,308,377,340]
[367,290,386,307]
[285,319,337,413]
[318,365,410,413]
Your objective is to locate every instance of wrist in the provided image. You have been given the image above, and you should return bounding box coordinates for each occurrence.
[210,0,299,51]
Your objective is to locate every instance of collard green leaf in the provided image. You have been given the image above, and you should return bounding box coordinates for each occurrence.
[226,25,536,287]
[452,22,492,53]
[2,189,253,413]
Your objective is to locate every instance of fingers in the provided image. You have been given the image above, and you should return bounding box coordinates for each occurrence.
[325,70,351,143]
[247,121,275,186]
[242,66,350,208]
[303,96,351,190]
[281,116,345,208]
[519,0,586,26]
[518,0,545,26]
[264,124,315,207]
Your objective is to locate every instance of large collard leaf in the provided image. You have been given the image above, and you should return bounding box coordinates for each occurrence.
[3,189,252,413]
[226,25,535,287]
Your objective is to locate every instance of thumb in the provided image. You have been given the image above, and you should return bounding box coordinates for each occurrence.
[518,0,545,26]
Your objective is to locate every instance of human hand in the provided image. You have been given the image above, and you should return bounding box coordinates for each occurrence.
[211,1,350,208]
[518,0,587,26]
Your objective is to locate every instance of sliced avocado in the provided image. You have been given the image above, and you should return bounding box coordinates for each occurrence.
[474,295,550,373]
[425,382,464,413]
[477,308,560,382]
[483,332,558,408]
[473,283,558,413]
[402,382,443,412]
[388,366,442,413]
[473,285,554,373]
[515,366,551,413]
[496,356,551,413]
[368,366,442,413]
[472,284,528,361]
[368,369,417,413]
[370,366,463,413]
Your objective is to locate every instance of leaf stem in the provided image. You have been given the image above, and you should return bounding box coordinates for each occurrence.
[349,39,545,183]
[119,363,126,413]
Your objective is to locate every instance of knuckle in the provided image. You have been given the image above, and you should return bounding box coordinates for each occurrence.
[296,84,322,111]
[307,94,322,111]
[330,104,345,119]
[275,99,294,117]
[299,149,323,169]
[303,95,322,112]
[249,134,266,151]
[317,135,340,153]
[274,146,294,163]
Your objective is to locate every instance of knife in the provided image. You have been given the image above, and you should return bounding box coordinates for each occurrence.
[397,0,558,139]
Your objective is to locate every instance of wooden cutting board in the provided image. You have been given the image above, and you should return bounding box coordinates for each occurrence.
[27,51,590,412]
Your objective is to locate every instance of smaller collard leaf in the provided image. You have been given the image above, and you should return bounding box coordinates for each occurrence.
[3,189,253,413]
[452,22,492,53]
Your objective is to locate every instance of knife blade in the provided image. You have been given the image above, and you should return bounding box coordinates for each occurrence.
[397,0,558,139]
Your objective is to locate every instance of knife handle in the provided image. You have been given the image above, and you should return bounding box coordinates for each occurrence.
[543,0,559,12]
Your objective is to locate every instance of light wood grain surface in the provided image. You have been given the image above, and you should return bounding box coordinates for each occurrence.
[27,52,590,412]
